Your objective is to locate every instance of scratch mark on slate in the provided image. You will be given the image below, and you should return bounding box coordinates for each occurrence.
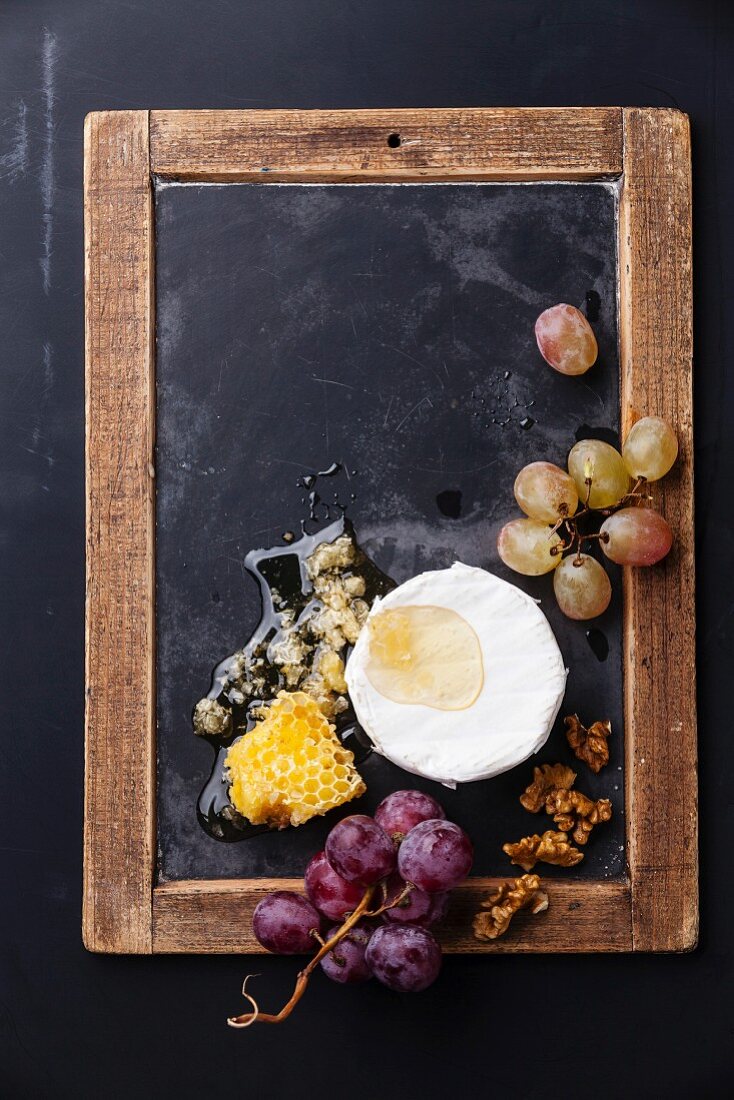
[322,380,331,451]
[312,375,355,390]
[0,998,36,1071]
[395,395,433,432]
[0,101,28,182]
[20,445,54,468]
[40,28,57,295]
[256,456,311,471]
[382,394,395,429]
[577,380,605,410]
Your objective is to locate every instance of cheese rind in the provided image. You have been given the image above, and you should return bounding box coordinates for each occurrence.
[345,563,567,786]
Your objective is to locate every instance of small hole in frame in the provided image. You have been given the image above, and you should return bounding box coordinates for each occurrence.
[387,133,401,149]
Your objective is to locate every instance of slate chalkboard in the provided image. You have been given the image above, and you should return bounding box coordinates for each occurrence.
[155,181,624,882]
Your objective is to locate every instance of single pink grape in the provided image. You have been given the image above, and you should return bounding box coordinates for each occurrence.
[600,507,673,566]
[535,303,598,376]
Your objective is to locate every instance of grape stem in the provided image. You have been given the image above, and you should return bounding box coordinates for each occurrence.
[365,880,414,918]
[227,885,377,1028]
[553,473,651,564]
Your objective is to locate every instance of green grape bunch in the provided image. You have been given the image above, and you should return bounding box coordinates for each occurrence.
[497,416,678,621]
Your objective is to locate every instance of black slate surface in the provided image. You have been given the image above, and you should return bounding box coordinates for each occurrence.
[155,181,625,882]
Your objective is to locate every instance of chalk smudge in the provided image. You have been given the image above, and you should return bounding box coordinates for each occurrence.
[40,28,57,295]
[31,341,55,449]
[0,101,28,182]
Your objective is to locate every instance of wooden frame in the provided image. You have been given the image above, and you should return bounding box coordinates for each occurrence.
[84,108,696,955]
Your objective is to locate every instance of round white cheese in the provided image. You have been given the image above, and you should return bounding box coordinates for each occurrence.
[345,562,567,786]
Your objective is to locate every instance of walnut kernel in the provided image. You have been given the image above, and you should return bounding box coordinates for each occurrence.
[520,762,577,813]
[503,830,584,872]
[473,874,549,941]
[565,714,611,773]
[544,789,613,845]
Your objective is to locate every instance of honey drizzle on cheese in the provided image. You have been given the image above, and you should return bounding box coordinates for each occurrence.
[366,605,484,711]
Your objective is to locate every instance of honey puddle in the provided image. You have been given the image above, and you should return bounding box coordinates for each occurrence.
[195,516,393,841]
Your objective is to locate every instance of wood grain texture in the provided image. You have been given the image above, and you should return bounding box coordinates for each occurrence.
[150,107,622,182]
[619,109,697,951]
[84,111,156,953]
[152,877,632,954]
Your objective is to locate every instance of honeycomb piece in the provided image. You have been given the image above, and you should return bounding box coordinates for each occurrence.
[225,691,366,829]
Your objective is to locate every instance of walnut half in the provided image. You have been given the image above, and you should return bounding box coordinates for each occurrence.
[473,874,549,941]
[565,714,611,773]
[520,763,577,813]
[545,789,613,846]
[503,830,584,872]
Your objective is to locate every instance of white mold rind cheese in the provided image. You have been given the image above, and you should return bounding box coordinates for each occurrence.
[345,563,567,786]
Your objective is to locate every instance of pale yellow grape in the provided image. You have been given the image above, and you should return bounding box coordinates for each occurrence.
[622,416,678,481]
[514,461,579,522]
[553,553,612,620]
[497,518,563,576]
[567,439,630,509]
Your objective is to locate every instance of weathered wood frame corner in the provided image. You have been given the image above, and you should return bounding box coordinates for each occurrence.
[84,107,696,955]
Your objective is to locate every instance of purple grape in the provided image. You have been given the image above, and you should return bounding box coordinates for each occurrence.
[398,819,473,893]
[365,925,442,992]
[304,850,365,921]
[252,891,321,954]
[325,815,397,886]
[374,790,446,839]
[319,923,374,984]
[382,873,450,929]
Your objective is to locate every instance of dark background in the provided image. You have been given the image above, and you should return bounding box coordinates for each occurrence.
[1,1,731,1096]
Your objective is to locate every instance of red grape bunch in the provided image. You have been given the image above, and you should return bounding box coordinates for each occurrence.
[228,790,474,1027]
[497,416,678,620]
